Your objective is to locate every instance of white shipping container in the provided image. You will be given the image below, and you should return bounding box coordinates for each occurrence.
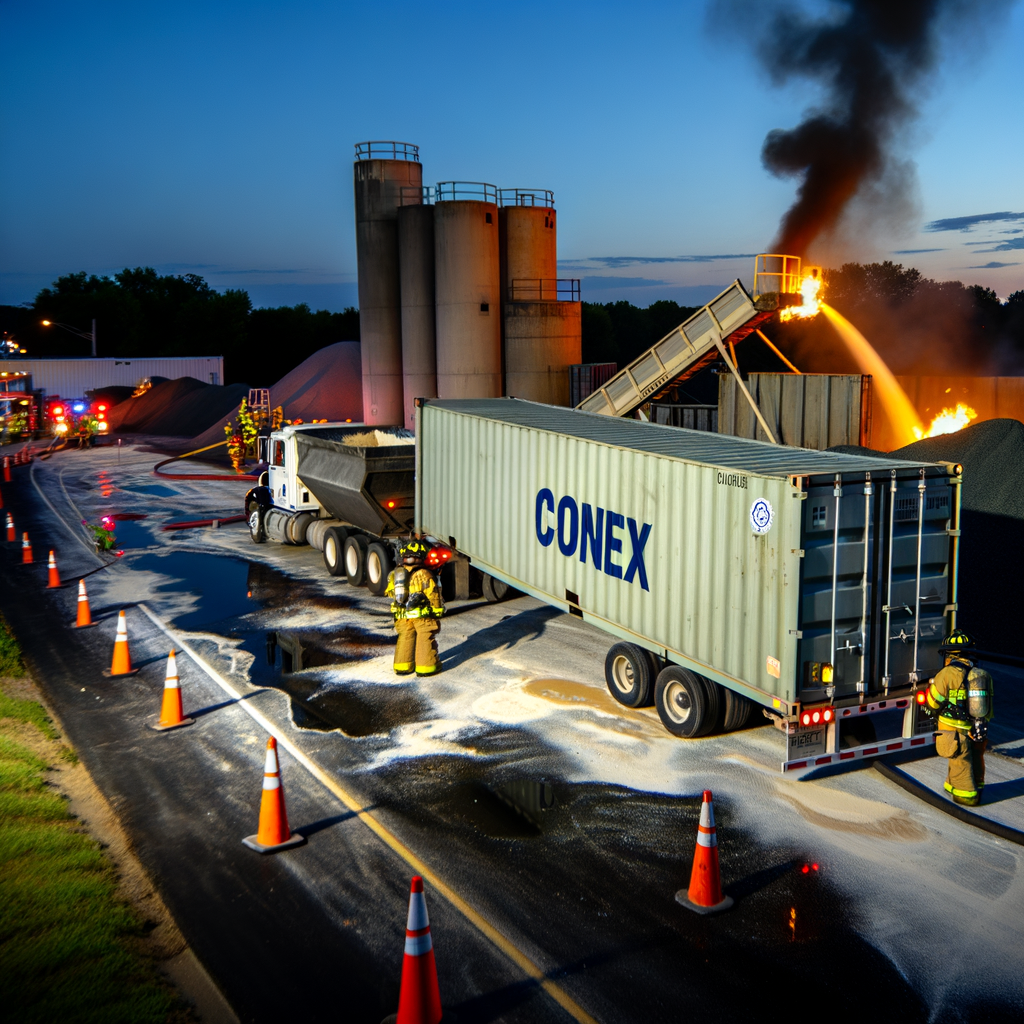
[0,357,225,398]
[417,399,958,729]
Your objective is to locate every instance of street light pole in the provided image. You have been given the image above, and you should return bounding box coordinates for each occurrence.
[40,319,98,357]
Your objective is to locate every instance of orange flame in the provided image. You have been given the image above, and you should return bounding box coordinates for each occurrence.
[779,270,822,322]
[912,403,977,441]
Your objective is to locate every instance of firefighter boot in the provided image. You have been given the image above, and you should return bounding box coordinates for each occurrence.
[394,618,416,676]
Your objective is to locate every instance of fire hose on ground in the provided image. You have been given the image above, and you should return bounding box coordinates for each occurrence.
[153,439,261,482]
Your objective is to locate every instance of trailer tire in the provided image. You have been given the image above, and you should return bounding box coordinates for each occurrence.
[322,526,349,576]
[604,643,655,708]
[344,534,369,586]
[366,542,393,596]
[655,666,715,738]
[247,505,265,544]
[721,687,755,731]
[481,573,516,603]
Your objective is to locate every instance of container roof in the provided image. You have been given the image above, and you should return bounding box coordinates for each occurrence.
[424,398,941,479]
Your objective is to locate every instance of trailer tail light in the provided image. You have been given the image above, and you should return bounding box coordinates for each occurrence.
[915,690,927,705]
[385,499,398,510]
[426,545,453,567]
[801,707,834,727]
[822,708,834,723]
[801,712,811,726]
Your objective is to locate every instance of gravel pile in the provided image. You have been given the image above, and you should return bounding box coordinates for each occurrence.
[831,418,1023,657]
[106,377,249,437]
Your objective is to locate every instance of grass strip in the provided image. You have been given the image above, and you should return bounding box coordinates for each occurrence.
[0,615,184,1023]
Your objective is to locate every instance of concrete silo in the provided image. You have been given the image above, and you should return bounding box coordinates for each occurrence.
[500,189,581,405]
[433,182,502,399]
[397,191,437,430]
[353,141,422,425]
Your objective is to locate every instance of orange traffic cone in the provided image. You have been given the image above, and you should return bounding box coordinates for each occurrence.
[242,737,305,853]
[150,650,194,731]
[46,550,61,588]
[6,513,14,542]
[105,610,138,676]
[675,790,733,915]
[75,579,94,627]
[21,532,33,564]
[382,876,444,1024]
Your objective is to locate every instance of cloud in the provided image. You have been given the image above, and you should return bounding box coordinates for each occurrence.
[893,248,945,254]
[559,253,756,270]
[924,211,1024,233]
[1001,228,1024,235]
[580,276,671,289]
[976,238,1024,253]
[966,261,1020,269]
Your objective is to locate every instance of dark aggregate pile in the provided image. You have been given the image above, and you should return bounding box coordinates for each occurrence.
[105,377,249,438]
[84,385,141,407]
[831,418,1024,657]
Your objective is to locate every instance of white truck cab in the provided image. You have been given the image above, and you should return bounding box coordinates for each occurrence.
[262,422,358,514]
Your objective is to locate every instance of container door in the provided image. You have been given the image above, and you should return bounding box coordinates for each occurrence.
[797,475,878,701]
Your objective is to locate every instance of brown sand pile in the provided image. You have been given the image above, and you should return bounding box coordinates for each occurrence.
[341,429,415,447]
[190,342,363,448]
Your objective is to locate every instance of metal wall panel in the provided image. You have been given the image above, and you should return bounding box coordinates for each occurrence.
[0,358,225,398]
[719,373,866,450]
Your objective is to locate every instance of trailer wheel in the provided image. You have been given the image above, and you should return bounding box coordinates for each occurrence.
[366,542,393,596]
[247,505,265,544]
[654,666,715,738]
[604,643,655,708]
[721,687,755,731]
[322,526,349,576]
[481,573,516,603]
[344,534,369,586]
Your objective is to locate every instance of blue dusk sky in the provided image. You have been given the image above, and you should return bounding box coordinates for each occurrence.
[1,0,1022,311]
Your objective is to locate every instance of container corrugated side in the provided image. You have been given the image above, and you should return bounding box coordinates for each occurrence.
[0,357,225,397]
[418,402,802,707]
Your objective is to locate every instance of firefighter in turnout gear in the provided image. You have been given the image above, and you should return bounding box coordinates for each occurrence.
[386,538,445,676]
[925,630,994,806]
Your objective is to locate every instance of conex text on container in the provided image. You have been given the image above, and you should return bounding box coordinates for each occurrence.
[535,488,652,591]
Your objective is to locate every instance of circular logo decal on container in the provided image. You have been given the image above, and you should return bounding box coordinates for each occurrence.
[750,498,774,535]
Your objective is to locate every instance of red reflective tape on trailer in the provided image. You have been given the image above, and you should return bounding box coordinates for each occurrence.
[816,756,833,765]
[896,700,908,708]
[790,761,808,770]
[886,742,904,751]
[863,747,879,755]
[839,752,855,760]
[911,737,926,746]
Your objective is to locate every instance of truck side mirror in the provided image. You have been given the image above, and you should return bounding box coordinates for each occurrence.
[258,436,269,463]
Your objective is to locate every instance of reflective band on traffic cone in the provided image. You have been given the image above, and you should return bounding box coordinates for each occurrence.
[21,532,33,564]
[75,579,93,627]
[675,790,733,915]
[7,513,15,542]
[380,876,444,1024]
[242,737,305,853]
[47,551,61,588]
[107,610,136,676]
[150,649,194,731]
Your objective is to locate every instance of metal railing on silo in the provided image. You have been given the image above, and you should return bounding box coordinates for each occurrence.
[434,181,499,203]
[399,185,434,207]
[509,279,581,302]
[354,141,420,161]
[498,188,555,208]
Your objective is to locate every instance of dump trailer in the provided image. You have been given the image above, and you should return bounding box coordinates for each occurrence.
[245,423,416,593]
[416,398,963,771]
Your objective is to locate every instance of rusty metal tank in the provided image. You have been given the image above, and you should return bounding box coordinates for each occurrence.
[397,195,437,430]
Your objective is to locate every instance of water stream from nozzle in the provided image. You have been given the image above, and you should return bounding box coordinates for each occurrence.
[819,302,922,449]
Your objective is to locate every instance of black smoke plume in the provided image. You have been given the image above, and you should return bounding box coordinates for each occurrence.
[729,0,997,256]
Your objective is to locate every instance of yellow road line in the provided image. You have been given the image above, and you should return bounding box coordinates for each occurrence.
[137,603,598,1024]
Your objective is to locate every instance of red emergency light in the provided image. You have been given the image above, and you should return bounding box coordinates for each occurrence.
[425,545,453,568]
[915,690,928,705]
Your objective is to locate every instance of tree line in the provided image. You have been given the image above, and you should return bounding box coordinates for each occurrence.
[0,268,359,386]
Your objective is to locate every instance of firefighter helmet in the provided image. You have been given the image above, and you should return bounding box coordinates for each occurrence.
[939,629,975,654]
[400,538,429,565]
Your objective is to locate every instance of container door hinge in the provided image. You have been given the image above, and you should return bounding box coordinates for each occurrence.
[946,529,961,537]
[791,549,805,558]
[789,629,803,638]
[944,603,958,613]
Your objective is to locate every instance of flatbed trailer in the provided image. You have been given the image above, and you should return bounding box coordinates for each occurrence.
[416,398,962,771]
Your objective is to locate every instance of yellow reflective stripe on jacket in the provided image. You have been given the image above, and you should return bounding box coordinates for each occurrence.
[926,683,943,710]
[938,716,971,731]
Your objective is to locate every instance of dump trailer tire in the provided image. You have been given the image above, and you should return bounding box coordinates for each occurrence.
[482,573,518,603]
[322,526,349,576]
[654,666,714,738]
[721,687,755,731]
[344,534,369,587]
[247,505,265,544]
[604,642,655,708]
[366,542,393,596]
